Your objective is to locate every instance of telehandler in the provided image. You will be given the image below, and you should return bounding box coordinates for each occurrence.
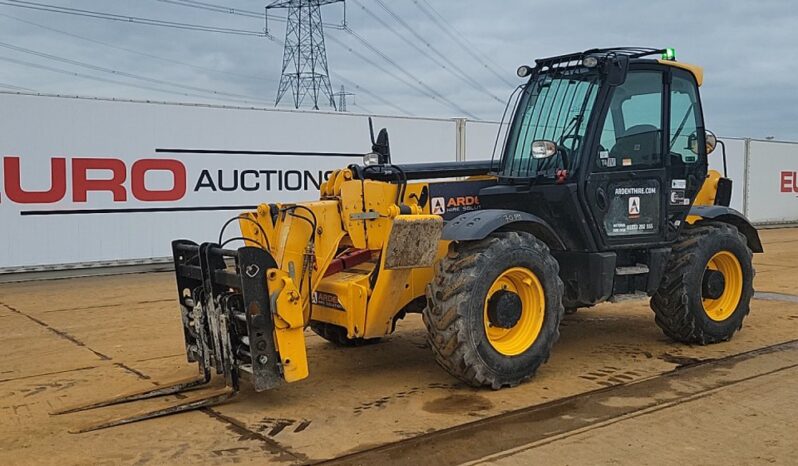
[55,47,762,432]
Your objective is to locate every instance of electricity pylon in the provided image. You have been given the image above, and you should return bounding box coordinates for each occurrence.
[268,0,342,110]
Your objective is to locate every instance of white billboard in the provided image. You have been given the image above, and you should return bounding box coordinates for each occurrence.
[0,93,457,271]
[463,120,504,162]
[745,140,798,224]
[1,93,794,273]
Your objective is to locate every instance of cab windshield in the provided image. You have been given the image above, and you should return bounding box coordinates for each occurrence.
[501,67,600,178]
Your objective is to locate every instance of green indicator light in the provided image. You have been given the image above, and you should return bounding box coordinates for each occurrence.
[662,47,676,60]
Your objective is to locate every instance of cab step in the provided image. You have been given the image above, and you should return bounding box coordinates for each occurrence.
[615,264,650,275]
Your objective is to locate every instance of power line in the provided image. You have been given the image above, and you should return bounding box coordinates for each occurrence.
[349,100,372,114]
[334,28,477,118]
[0,54,270,105]
[0,0,412,115]
[154,0,470,115]
[265,33,412,116]
[352,0,501,105]
[0,13,277,84]
[0,0,268,36]
[329,69,412,116]
[413,0,515,87]
[369,0,503,104]
[0,40,274,104]
[0,81,34,91]
[156,0,263,18]
[154,0,344,29]
[349,0,497,105]
[152,0,411,114]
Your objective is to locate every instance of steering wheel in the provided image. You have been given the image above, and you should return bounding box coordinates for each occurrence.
[556,134,583,169]
[559,134,582,153]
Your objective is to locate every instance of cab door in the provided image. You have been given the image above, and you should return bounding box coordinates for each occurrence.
[583,68,670,249]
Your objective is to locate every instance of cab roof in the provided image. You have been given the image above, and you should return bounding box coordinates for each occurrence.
[532,47,704,86]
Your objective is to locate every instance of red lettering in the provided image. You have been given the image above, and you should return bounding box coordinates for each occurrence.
[131,159,186,201]
[781,171,791,193]
[72,158,127,202]
[3,156,67,203]
[782,171,798,193]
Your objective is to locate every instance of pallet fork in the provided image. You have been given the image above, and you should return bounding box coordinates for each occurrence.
[51,240,285,433]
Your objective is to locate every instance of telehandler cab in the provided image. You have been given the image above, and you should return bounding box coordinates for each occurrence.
[55,47,762,432]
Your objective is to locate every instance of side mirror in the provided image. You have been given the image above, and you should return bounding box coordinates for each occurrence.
[531,140,557,159]
[688,130,717,155]
[366,117,391,165]
[603,55,629,87]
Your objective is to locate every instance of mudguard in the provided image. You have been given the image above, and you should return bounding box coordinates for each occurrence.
[441,209,565,250]
[689,205,764,253]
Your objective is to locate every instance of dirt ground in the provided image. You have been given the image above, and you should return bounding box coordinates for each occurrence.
[0,227,796,465]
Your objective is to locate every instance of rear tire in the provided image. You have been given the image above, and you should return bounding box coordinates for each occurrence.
[650,223,754,344]
[309,322,381,347]
[424,232,564,389]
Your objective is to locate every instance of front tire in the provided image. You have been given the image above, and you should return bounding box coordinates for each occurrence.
[651,223,754,344]
[424,232,564,389]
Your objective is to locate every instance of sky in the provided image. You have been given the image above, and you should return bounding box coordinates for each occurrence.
[0,0,796,140]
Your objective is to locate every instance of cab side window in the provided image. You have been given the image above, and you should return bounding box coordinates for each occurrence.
[669,70,703,165]
[596,71,664,170]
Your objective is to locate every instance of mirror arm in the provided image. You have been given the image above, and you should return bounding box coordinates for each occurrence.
[717,139,728,178]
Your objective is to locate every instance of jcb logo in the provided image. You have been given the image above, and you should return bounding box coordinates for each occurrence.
[781,171,798,193]
[447,195,479,208]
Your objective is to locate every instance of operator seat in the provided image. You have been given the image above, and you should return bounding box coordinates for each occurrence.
[609,124,661,166]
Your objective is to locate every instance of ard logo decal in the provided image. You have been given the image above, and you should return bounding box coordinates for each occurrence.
[628,196,640,217]
[431,197,446,215]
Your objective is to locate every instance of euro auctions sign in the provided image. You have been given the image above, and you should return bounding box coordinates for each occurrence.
[0,156,335,208]
[0,149,353,271]
[0,93,457,270]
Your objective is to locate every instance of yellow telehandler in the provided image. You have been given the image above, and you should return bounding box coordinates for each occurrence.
[54,47,762,432]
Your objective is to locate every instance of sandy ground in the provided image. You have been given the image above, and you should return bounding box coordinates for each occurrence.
[0,227,796,465]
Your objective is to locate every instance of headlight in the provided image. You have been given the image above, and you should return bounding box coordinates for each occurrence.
[517,65,533,78]
[582,56,599,68]
[363,152,380,166]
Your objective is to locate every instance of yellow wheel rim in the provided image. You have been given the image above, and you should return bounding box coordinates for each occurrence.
[483,267,545,356]
[702,251,743,321]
